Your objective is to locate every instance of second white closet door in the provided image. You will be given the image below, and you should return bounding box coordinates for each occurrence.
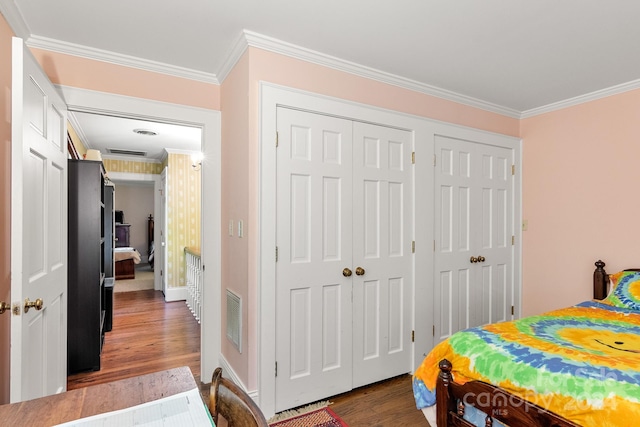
[352,121,413,389]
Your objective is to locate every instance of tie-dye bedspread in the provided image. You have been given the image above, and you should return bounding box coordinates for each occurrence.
[413,301,640,426]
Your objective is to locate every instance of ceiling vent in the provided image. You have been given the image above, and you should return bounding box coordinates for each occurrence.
[107,148,148,156]
[133,128,158,136]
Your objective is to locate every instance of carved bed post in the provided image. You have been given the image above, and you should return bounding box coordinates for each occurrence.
[437,359,453,427]
[593,260,607,300]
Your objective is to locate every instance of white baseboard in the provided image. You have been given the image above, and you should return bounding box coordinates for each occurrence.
[219,355,259,402]
[164,286,188,302]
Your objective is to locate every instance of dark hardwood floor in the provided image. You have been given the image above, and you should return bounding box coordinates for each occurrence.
[67,289,428,426]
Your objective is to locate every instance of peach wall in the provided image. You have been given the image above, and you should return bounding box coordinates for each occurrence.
[0,12,13,405]
[248,48,520,138]
[29,49,220,111]
[220,53,251,387]
[521,89,640,316]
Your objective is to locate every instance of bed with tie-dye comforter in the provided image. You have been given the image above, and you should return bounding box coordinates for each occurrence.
[413,298,640,426]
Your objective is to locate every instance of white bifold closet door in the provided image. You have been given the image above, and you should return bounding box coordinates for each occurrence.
[433,135,514,345]
[275,107,413,412]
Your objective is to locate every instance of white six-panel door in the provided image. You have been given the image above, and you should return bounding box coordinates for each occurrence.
[433,135,513,344]
[351,122,412,388]
[275,107,413,411]
[275,108,354,411]
[11,37,68,402]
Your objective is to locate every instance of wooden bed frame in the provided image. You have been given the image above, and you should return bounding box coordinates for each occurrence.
[435,259,611,427]
[115,258,135,280]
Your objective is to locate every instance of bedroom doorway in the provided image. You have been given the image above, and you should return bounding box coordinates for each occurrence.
[60,85,221,385]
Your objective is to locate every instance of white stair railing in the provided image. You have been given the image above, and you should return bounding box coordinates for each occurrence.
[184,247,202,323]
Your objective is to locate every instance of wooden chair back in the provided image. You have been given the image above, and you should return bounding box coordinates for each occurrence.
[209,367,269,427]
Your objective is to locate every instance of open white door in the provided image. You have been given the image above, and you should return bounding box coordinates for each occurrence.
[10,37,68,402]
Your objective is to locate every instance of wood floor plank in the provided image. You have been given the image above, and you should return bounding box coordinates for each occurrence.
[67,289,429,426]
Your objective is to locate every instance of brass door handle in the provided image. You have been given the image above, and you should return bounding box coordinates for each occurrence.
[355,267,365,276]
[24,298,43,313]
[342,268,352,277]
[0,301,9,315]
[470,256,478,263]
[477,255,486,262]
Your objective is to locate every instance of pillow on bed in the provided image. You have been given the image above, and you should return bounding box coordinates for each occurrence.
[603,270,640,311]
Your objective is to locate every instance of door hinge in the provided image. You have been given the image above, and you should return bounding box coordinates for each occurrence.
[511,305,515,316]
[275,361,278,377]
[512,235,515,245]
[412,241,415,253]
[512,164,515,175]
[433,240,436,252]
[411,330,415,342]
[432,325,435,336]
[412,152,415,164]
[433,154,436,166]
[202,264,205,271]
[275,246,278,262]
[276,131,279,148]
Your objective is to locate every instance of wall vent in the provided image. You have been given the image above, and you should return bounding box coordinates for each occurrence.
[107,148,148,156]
[226,290,242,353]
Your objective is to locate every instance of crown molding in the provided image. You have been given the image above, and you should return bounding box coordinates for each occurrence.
[240,30,521,119]
[5,0,639,122]
[26,35,220,85]
[0,0,30,39]
[216,30,250,83]
[520,78,640,118]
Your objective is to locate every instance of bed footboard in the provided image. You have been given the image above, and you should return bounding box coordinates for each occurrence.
[436,359,580,427]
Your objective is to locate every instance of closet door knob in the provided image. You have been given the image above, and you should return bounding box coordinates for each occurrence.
[24,298,43,313]
[355,267,365,276]
[470,256,478,263]
[477,255,486,262]
[0,301,9,315]
[342,268,352,277]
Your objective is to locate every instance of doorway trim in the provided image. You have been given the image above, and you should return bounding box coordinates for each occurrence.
[106,172,163,293]
[259,82,523,418]
[58,84,222,383]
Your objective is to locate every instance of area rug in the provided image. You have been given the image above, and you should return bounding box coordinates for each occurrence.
[269,402,348,427]
[114,267,154,292]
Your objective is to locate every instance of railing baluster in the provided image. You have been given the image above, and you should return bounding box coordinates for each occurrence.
[184,247,202,324]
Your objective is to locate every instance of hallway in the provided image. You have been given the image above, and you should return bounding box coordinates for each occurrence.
[67,290,201,390]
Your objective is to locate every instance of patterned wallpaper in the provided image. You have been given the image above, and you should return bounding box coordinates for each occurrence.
[103,158,163,174]
[166,153,201,288]
[101,154,201,290]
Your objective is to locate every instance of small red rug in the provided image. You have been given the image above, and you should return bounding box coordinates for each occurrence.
[269,407,348,427]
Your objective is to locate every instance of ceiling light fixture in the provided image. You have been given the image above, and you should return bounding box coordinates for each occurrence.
[133,129,158,136]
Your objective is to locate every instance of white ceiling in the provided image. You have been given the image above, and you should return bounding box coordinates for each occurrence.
[69,112,202,162]
[3,0,640,158]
